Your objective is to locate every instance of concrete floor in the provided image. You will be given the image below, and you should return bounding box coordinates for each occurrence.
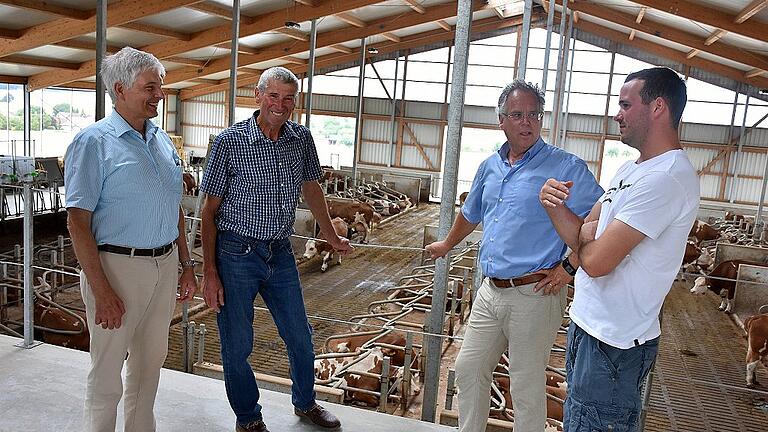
[0,334,454,432]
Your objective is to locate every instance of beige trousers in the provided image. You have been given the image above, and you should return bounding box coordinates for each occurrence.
[80,247,178,432]
[456,277,566,432]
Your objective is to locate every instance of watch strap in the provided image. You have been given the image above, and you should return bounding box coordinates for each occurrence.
[561,256,577,277]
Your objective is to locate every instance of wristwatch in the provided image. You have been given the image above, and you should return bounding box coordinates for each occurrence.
[180,259,197,269]
[561,256,577,277]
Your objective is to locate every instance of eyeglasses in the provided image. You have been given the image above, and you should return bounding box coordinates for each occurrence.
[500,111,544,122]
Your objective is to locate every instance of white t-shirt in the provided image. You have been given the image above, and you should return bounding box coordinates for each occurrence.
[570,149,700,349]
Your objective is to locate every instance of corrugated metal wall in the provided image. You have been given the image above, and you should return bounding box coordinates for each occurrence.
[179,91,768,204]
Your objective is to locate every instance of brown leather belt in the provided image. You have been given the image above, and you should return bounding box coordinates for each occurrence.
[490,274,546,288]
[98,242,174,257]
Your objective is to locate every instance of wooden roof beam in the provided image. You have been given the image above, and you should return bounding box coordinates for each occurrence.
[0,0,205,58]
[746,68,765,79]
[636,7,646,24]
[382,32,400,43]
[0,27,20,39]
[0,0,92,20]
[293,0,318,6]
[282,56,307,65]
[0,74,26,84]
[26,0,384,91]
[629,0,766,42]
[166,57,207,67]
[164,1,466,86]
[214,42,260,55]
[274,27,309,41]
[329,44,353,54]
[54,39,122,53]
[628,29,636,41]
[704,29,727,46]
[0,54,80,70]
[335,12,366,28]
[686,49,699,59]
[436,20,451,31]
[566,1,768,74]
[573,18,768,89]
[734,0,768,24]
[404,0,426,14]
[118,22,192,40]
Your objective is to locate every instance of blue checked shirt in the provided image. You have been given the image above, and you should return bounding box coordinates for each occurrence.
[64,111,182,248]
[462,138,604,278]
[199,111,323,240]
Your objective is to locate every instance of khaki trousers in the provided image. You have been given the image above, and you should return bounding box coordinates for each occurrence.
[80,247,178,432]
[456,277,566,432]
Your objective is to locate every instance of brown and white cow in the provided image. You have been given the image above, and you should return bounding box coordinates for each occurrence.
[327,331,418,370]
[303,217,349,272]
[315,348,401,407]
[691,260,768,313]
[492,375,565,422]
[328,200,378,228]
[692,221,721,244]
[182,172,197,196]
[348,212,369,244]
[34,301,90,351]
[745,313,768,388]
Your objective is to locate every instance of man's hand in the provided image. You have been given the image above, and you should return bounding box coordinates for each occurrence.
[328,235,353,255]
[203,271,225,312]
[540,179,573,208]
[92,284,126,329]
[177,267,197,303]
[425,241,452,260]
[533,265,573,295]
[580,220,599,245]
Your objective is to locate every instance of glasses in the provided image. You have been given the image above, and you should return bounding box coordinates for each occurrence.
[500,111,544,122]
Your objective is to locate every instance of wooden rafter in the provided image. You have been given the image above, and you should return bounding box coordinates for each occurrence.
[734,0,768,24]
[187,1,249,22]
[572,11,579,23]
[629,0,766,43]
[54,39,121,52]
[566,1,768,74]
[404,0,425,14]
[0,28,20,39]
[274,27,309,41]
[382,32,401,43]
[704,29,727,46]
[179,12,530,100]
[746,68,765,78]
[0,54,80,70]
[335,12,366,28]
[118,22,192,40]
[636,7,646,23]
[628,29,636,41]
[214,42,259,55]
[26,0,383,91]
[0,0,92,20]
[281,56,307,65]
[573,18,768,88]
[0,0,204,58]
[436,20,451,31]
[165,1,466,86]
[293,0,318,6]
[686,49,699,59]
[329,44,353,54]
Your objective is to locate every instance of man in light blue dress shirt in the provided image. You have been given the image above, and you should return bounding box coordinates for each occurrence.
[426,80,603,431]
[65,47,197,432]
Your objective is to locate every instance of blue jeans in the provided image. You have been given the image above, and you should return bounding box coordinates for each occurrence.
[563,323,658,432]
[216,231,316,425]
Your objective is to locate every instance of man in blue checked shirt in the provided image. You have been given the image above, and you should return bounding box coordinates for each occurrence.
[199,67,352,432]
[65,47,197,432]
[426,80,603,432]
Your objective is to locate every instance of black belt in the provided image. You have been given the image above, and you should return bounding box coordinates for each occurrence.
[490,274,546,288]
[98,243,174,257]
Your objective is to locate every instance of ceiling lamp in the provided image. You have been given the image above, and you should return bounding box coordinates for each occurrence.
[284,21,300,29]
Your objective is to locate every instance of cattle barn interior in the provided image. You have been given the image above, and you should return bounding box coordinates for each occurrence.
[2,1,768,431]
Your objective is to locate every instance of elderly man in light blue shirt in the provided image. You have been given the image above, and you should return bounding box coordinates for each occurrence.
[426,80,603,432]
[65,47,197,432]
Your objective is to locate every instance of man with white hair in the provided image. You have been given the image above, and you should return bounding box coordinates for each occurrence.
[65,46,197,431]
[200,66,351,432]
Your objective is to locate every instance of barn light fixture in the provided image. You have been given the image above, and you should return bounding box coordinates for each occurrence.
[285,21,300,29]
[760,89,768,95]
[367,47,379,54]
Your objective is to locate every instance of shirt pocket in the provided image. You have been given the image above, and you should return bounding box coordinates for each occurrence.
[511,180,548,219]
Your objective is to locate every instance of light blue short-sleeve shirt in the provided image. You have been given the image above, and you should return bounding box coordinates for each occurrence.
[462,138,604,278]
[64,111,182,248]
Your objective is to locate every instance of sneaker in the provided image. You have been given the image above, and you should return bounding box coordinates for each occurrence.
[294,403,341,429]
[235,420,269,432]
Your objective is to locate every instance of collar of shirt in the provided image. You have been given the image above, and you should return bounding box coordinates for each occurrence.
[108,110,159,141]
[248,110,300,145]
[497,137,546,168]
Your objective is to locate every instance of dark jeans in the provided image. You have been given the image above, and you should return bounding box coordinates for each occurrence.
[216,231,316,425]
[563,322,659,432]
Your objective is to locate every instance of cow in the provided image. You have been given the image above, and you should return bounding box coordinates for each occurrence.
[327,331,418,370]
[328,200,377,226]
[691,260,768,313]
[315,348,401,407]
[34,301,90,351]
[182,172,197,195]
[745,313,768,388]
[459,191,469,207]
[693,222,721,244]
[393,280,464,312]
[348,212,369,244]
[303,217,349,272]
[492,375,565,422]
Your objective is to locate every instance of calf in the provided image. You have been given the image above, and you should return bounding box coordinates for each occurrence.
[348,212,369,244]
[745,314,768,388]
[691,260,768,313]
[34,301,90,351]
[693,222,721,244]
[303,217,349,272]
[328,200,377,227]
[182,172,197,195]
[492,375,565,422]
[328,331,418,370]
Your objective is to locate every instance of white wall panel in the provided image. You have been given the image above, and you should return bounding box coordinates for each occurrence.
[405,101,442,120]
[700,175,721,200]
[563,136,601,163]
[681,122,729,145]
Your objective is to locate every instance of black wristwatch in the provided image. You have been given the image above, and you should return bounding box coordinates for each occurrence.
[561,256,578,277]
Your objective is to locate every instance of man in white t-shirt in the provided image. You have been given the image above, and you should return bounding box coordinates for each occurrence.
[538,67,700,431]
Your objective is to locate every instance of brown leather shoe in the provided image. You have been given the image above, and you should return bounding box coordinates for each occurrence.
[294,403,341,429]
[235,420,269,432]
